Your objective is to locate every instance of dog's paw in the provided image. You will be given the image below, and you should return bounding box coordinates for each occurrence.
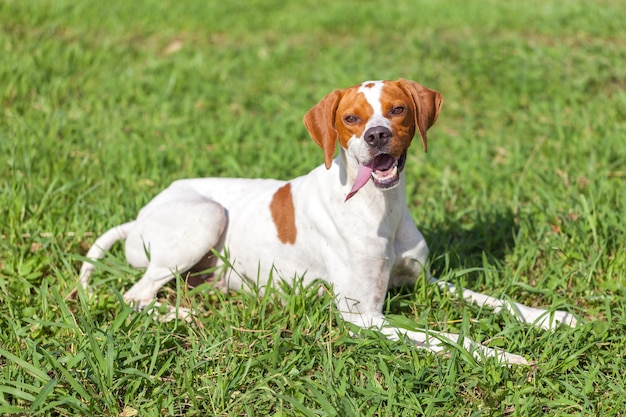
[127,299,194,323]
[511,303,578,330]
[158,305,194,323]
[484,347,529,366]
[461,339,530,366]
[545,309,578,329]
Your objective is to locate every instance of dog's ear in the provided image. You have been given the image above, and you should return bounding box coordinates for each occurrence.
[396,79,443,153]
[303,89,342,169]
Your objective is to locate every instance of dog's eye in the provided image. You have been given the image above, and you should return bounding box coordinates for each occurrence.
[390,106,406,116]
[344,115,359,124]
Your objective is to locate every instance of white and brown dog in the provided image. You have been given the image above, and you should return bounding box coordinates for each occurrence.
[78,79,576,364]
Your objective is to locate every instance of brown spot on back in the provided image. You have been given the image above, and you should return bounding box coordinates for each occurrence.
[270,183,297,244]
[363,82,376,88]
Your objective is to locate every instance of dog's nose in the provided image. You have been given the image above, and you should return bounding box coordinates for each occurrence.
[364,126,392,148]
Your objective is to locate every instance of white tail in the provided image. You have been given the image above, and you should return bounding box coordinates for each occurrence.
[78,221,136,290]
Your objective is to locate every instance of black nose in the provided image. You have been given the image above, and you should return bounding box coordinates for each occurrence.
[364,126,392,148]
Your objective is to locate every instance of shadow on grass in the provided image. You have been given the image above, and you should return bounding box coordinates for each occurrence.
[386,208,519,316]
[424,208,519,276]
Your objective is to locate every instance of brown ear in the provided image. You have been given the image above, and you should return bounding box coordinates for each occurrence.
[396,79,443,153]
[303,89,342,169]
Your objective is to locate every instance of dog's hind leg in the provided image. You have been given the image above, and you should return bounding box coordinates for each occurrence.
[124,194,227,319]
[123,264,196,322]
[431,278,578,330]
[122,198,227,321]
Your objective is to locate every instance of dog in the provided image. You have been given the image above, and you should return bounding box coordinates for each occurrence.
[77,79,577,364]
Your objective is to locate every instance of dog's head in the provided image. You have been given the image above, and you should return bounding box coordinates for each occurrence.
[304,79,443,200]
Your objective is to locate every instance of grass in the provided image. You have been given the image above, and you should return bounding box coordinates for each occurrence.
[1,0,625,415]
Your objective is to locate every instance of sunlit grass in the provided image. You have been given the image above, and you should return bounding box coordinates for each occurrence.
[1,0,625,415]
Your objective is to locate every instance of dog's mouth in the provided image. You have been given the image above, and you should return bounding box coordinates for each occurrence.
[345,151,407,201]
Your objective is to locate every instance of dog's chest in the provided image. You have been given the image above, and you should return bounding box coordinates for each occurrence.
[212,172,404,287]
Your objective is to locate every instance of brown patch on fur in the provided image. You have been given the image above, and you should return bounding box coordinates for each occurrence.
[394,79,443,153]
[303,79,442,169]
[377,81,418,157]
[270,183,297,244]
[334,87,374,149]
[303,89,342,169]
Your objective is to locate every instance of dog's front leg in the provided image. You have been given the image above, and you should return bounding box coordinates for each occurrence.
[432,278,578,330]
[379,320,530,365]
[335,290,529,365]
[122,189,228,322]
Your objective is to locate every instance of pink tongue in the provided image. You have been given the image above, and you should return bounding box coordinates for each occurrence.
[345,164,373,201]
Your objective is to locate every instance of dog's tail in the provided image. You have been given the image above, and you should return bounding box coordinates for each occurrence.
[75,221,136,292]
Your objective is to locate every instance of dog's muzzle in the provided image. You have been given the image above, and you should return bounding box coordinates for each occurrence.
[345,150,407,201]
[370,151,406,187]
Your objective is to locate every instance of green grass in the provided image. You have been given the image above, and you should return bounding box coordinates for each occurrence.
[1,0,626,415]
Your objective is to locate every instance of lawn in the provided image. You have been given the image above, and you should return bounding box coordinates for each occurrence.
[1,0,625,415]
